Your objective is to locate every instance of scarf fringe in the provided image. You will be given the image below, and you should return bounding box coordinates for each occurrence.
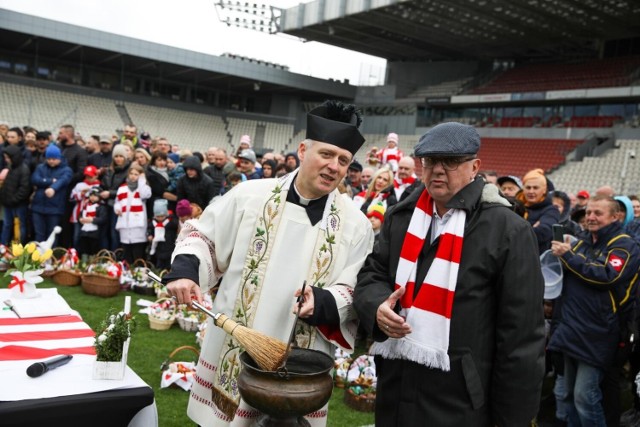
[211,386,239,421]
[370,338,451,372]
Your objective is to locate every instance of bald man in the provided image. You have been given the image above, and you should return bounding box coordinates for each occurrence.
[595,185,615,198]
[394,157,417,199]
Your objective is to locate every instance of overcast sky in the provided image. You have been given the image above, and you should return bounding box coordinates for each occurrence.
[0,0,387,85]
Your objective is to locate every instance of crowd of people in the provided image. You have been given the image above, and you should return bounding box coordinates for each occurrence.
[4,104,640,427]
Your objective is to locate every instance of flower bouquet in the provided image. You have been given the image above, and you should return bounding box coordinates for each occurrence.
[93,296,135,380]
[5,243,53,299]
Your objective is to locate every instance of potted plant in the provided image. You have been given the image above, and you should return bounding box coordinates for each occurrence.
[6,242,53,299]
[93,296,135,380]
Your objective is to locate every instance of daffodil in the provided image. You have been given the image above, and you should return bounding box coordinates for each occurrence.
[25,242,36,254]
[11,243,23,257]
[31,250,41,262]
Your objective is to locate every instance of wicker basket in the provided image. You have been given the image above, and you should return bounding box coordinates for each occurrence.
[52,269,82,286]
[149,297,177,330]
[160,345,199,371]
[177,315,201,332]
[344,387,376,412]
[81,272,120,297]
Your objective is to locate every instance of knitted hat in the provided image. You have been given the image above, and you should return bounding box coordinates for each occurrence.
[167,152,180,164]
[238,149,257,164]
[153,199,169,217]
[366,203,386,223]
[176,199,193,217]
[497,175,522,189]
[112,144,128,158]
[45,145,62,160]
[239,135,252,147]
[522,168,547,189]
[387,132,399,144]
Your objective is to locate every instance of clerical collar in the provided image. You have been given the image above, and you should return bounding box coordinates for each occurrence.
[287,180,328,226]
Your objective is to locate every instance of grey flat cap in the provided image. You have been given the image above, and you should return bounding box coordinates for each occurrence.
[414,122,480,157]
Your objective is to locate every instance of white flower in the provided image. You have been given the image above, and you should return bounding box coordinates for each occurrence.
[98,334,107,342]
[107,324,115,331]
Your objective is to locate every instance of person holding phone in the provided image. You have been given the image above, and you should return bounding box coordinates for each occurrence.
[549,195,640,426]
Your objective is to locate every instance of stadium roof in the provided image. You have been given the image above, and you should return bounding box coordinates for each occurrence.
[0,9,355,99]
[279,0,640,61]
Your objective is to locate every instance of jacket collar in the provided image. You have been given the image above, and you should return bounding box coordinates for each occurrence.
[394,177,509,215]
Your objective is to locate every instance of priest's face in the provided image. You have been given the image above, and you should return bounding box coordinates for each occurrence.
[296,140,352,199]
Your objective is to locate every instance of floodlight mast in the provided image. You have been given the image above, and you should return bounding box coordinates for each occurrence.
[214,1,281,34]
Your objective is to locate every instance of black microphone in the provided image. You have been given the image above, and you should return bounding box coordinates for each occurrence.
[26,354,73,378]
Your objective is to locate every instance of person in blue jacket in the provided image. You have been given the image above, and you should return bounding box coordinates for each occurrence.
[548,195,640,426]
[31,145,73,245]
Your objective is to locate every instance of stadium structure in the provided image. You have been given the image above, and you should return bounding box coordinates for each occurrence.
[1,1,640,194]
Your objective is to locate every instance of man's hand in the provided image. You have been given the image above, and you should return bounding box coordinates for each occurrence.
[45,188,55,198]
[294,284,314,318]
[376,287,412,338]
[167,279,203,305]
[551,236,571,257]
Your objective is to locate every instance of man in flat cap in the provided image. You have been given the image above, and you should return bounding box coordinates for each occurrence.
[165,100,374,427]
[354,122,545,426]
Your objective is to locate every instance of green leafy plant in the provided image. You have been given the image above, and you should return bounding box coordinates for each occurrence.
[95,309,136,362]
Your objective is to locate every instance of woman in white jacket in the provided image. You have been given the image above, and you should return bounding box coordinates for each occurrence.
[114,163,152,264]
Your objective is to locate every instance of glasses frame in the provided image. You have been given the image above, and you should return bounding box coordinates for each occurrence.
[420,156,477,171]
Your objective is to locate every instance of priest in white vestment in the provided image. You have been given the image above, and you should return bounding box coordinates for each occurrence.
[165,100,375,427]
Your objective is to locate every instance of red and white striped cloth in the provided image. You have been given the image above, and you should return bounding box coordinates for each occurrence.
[0,314,95,361]
[370,188,466,371]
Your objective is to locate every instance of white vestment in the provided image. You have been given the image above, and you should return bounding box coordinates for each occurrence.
[172,177,374,427]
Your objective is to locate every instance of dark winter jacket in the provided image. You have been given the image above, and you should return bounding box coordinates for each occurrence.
[147,215,178,260]
[146,166,172,214]
[548,222,640,369]
[552,190,581,237]
[203,164,226,196]
[0,145,32,207]
[60,141,88,185]
[87,150,113,170]
[79,201,108,239]
[354,179,545,427]
[101,161,131,207]
[31,159,74,215]
[176,156,217,210]
[524,194,561,254]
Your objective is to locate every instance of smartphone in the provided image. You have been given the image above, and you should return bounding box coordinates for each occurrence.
[552,224,564,242]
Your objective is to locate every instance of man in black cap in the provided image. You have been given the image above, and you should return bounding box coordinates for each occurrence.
[354,121,545,426]
[165,100,374,427]
[345,159,364,198]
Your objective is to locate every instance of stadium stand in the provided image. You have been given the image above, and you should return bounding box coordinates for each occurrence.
[0,81,122,137]
[403,77,473,100]
[471,56,640,94]
[476,138,583,178]
[547,139,640,195]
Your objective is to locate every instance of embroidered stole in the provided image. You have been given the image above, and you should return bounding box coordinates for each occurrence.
[211,171,345,419]
[370,189,466,371]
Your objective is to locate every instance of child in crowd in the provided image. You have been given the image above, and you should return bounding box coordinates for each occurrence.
[78,187,108,257]
[166,153,184,195]
[114,163,151,264]
[147,199,178,270]
[69,165,101,248]
[175,199,193,233]
[31,145,73,245]
[366,203,385,242]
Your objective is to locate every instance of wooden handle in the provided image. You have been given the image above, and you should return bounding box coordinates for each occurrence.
[215,313,240,336]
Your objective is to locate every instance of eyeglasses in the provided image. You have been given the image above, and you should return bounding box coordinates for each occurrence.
[420,156,476,171]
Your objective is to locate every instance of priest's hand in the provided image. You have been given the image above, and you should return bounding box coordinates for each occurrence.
[377,287,412,338]
[167,279,203,305]
[294,284,314,318]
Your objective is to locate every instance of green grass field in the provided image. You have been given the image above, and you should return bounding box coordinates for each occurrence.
[25,279,375,427]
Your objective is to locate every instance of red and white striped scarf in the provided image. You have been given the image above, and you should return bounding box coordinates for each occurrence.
[370,188,466,371]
